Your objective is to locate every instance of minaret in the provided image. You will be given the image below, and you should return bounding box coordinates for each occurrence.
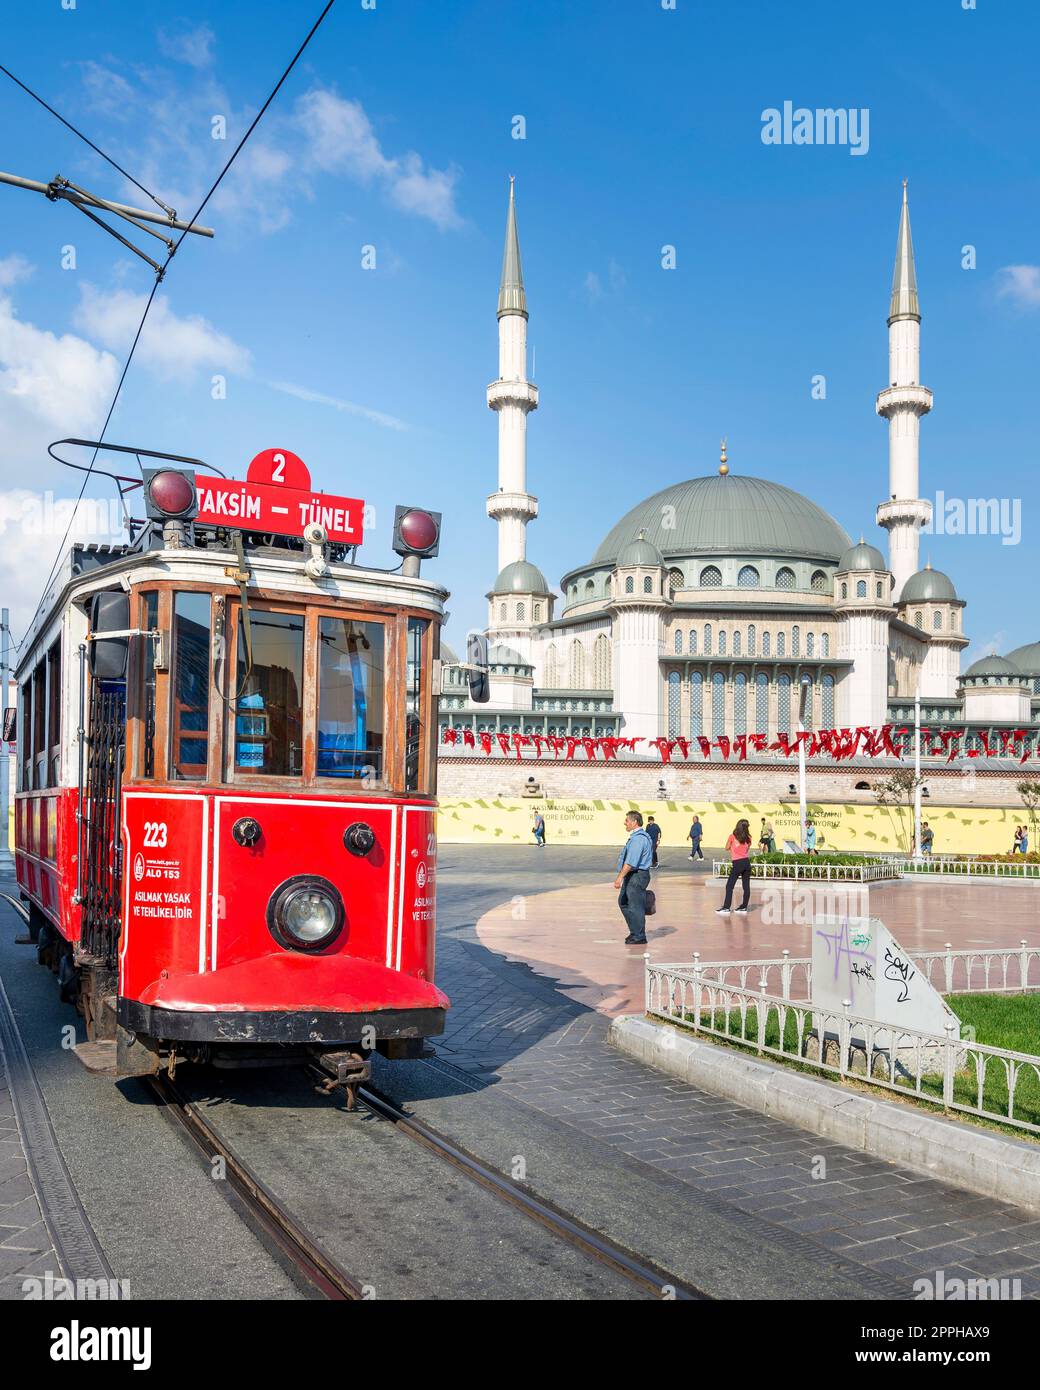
[876,180,933,598]
[486,177,539,574]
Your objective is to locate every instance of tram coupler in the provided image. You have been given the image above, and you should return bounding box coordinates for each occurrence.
[315,1049,370,1110]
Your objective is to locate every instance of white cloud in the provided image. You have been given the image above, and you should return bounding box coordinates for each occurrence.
[157,23,216,69]
[583,271,603,303]
[269,380,408,432]
[0,255,33,289]
[965,631,1008,666]
[73,285,251,380]
[995,265,1040,308]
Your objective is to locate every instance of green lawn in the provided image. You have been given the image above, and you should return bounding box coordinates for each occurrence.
[681,992,1040,1137]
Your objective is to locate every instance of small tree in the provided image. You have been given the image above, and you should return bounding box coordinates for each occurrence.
[1017,781,1040,855]
[873,769,921,855]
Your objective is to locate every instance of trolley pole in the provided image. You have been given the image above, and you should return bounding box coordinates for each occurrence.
[0,607,9,864]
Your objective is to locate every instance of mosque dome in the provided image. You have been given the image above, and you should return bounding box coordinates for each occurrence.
[1005,641,1040,673]
[491,559,551,595]
[616,532,664,567]
[591,474,851,565]
[838,540,887,572]
[963,655,1021,680]
[899,565,958,603]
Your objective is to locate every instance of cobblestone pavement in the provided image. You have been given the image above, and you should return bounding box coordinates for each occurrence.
[0,1046,55,1300]
[431,847,1040,1298]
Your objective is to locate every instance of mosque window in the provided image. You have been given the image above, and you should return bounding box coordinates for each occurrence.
[734,673,747,735]
[933,610,942,631]
[668,671,681,736]
[806,632,814,657]
[776,631,786,656]
[856,580,867,598]
[841,582,848,600]
[712,671,726,736]
[569,640,586,687]
[690,671,703,737]
[738,565,759,588]
[747,624,756,656]
[643,574,653,594]
[674,629,682,654]
[689,628,697,655]
[700,565,722,587]
[593,635,610,688]
[668,567,684,595]
[500,603,506,620]
[624,575,634,594]
[544,644,558,687]
[792,626,800,657]
[802,679,814,731]
[704,624,712,655]
[811,569,827,593]
[570,585,577,600]
[535,604,542,621]
[718,630,727,655]
[822,632,830,658]
[914,612,923,630]
[776,567,795,590]
[517,602,525,621]
[733,629,741,656]
[755,672,769,735]
[876,582,883,599]
[1034,678,1040,696]
[585,579,595,596]
[777,674,791,735]
[762,630,770,657]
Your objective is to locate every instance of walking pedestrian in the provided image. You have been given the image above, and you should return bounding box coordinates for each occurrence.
[920,821,933,856]
[716,818,753,915]
[1014,826,1024,854]
[688,814,704,860]
[645,814,662,867]
[532,811,545,847]
[759,817,776,854]
[804,819,817,856]
[1022,826,1030,854]
[613,811,653,944]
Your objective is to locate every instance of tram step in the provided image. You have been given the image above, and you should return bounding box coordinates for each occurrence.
[72,1040,118,1076]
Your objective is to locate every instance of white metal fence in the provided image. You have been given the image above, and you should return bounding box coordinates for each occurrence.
[644,953,1040,1136]
[712,859,900,882]
[896,856,1040,879]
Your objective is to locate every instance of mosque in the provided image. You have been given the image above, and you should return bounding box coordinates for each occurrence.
[439,182,1040,757]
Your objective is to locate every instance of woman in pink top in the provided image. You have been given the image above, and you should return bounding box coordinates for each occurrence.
[716,818,753,915]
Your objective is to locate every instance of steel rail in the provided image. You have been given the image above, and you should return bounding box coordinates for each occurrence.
[148,1074,364,1301]
[347,1074,709,1302]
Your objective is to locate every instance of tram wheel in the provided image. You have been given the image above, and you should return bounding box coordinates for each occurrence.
[57,951,79,1005]
[36,921,56,970]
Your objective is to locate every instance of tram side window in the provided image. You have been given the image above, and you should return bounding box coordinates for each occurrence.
[32,665,46,790]
[141,592,158,778]
[171,593,212,779]
[19,680,31,791]
[234,610,304,777]
[47,641,61,786]
[405,617,429,793]
[317,618,385,781]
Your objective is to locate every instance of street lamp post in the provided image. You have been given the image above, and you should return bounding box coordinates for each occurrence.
[913,686,922,860]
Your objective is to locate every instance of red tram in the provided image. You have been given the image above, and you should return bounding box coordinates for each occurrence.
[13,444,486,1087]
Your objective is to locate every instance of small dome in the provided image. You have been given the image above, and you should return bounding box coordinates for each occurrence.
[488,643,529,667]
[1006,641,1040,673]
[838,540,886,572]
[440,640,458,664]
[616,532,664,567]
[899,566,958,603]
[963,654,1020,679]
[491,559,551,595]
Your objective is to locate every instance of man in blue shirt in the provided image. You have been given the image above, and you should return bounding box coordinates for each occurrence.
[613,811,653,944]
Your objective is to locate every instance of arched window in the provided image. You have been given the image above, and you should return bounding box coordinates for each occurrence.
[756,672,769,735]
[544,644,558,687]
[762,630,771,657]
[533,604,542,621]
[718,629,727,655]
[856,580,867,598]
[712,671,726,736]
[914,611,923,630]
[689,628,697,655]
[776,567,795,590]
[777,673,791,735]
[593,634,610,689]
[733,629,741,656]
[499,603,506,620]
[875,581,883,599]
[668,567,684,595]
[792,626,800,657]
[704,624,712,655]
[734,673,747,735]
[690,671,703,737]
[643,574,653,594]
[747,624,756,656]
[822,632,829,658]
[822,674,834,727]
[776,631,786,656]
[737,565,759,588]
[810,569,827,593]
[806,631,814,657]
[667,671,681,736]
[569,640,586,687]
[801,678,814,731]
[674,629,683,654]
[933,610,942,630]
[700,565,722,587]
[517,602,525,621]
[624,575,634,594]
[585,579,595,596]
[840,582,848,600]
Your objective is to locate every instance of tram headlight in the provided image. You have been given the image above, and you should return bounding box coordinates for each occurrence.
[142,467,198,520]
[267,876,345,953]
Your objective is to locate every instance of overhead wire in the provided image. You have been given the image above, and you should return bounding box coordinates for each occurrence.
[16,0,339,657]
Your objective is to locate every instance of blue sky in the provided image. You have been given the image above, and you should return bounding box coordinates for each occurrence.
[1,0,1037,661]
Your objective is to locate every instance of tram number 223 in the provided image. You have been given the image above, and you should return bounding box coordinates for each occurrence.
[143,821,169,848]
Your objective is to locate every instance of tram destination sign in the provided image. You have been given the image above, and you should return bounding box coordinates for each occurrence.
[195,448,364,545]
